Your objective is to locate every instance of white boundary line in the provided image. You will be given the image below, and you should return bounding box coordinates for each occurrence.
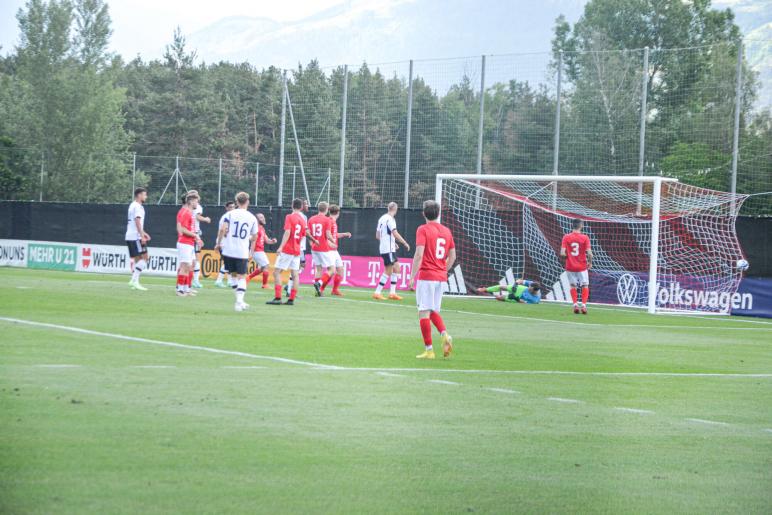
[333,297,772,332]
[547,397,583,404]
[614,407,655,414]
[685,418,730,427]
[2,316,771,378]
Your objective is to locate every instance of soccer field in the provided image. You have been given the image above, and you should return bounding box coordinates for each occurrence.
[1,269,771,513]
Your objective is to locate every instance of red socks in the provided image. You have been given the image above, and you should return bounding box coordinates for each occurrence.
[290,289,298,301]
[419,318,432,347]
[570,287,578,304]
[177,274,187,287]
[262,271,269,285]
[429,312,446,333]
[321,273,333,291]
[188,271,193,284]
[274,284,282,299]
[332,274,342,292]
[247,269,260,281]
[320,272,330,286]
[581,287,589,304]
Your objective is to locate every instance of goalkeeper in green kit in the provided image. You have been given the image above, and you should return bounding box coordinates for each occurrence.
[477,279,541,304]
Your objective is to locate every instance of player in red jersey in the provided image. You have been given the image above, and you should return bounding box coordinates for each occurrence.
[560,218,593,314]
[176,191,203,297]
[320,204,352,296]
[245,213,277,288]
[409,200,456,359]
[308,202,335,296]
[267,198,318,305]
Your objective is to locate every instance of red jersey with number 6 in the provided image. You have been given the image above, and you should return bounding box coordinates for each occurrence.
[282,212,307,256]
[561,231,591,272]
[308,214,332,252]
[416,222,455,282]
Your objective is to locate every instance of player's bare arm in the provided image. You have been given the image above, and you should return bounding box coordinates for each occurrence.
[178,222,203,247]
[392,229,410,252]
[264,231,277,245]
[216,221,229,250]
[135,217,150,243]
[446,248,456,270]
[276,229,290,254]
[196,214,211,224]
[305,228,319,247]
[587,249,593,269]
[409,245,424,290]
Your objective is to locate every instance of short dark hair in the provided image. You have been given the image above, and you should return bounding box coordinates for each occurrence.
[423,200,440,221]
[292,198,303,210]
[134,187,147,197]
[530,281,541,292]
[572,218,583,230]
[328,204,340,215]
[224,201,235,208]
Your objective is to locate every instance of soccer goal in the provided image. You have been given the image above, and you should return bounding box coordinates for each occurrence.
[435,174,748,314]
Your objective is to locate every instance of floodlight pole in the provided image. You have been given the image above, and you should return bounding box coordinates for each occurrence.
[217,157,222,205]
[637,47,649,216]
[39,151,44,202]
[339,65,348,207]
[131,152,136,196]
[404,60,414,208]
[278,71,287,207]
[255,162,259,205]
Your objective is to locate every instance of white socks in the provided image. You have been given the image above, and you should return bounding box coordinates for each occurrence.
[389,273,398,295]
[132,259,146,283]
[236,277,246,303]
[375,273,388,294]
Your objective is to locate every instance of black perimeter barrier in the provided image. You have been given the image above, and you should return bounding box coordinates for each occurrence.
[1,201,770,278]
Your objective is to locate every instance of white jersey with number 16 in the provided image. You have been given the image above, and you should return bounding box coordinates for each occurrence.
[220,209,258,259]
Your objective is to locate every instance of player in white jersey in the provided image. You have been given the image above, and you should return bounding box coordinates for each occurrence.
[214,201,235,288]
[216,192,258,312]
[125,187,151,291]
[373,202,410,301]
[189,192,211,288]
[286,198,310,295]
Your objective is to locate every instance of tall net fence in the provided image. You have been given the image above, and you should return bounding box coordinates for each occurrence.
[1,40,770,215]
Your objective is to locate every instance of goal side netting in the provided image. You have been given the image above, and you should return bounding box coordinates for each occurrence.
[438,175,748,314]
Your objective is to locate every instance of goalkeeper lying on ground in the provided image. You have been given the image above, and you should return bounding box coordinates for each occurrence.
[476,279,541,304]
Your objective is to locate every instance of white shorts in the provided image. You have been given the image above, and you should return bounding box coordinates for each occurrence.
[312,250,334,268]
[252,251,269,268]
[416,280,444,312]
[176,242,195,264]
[275,252,301,271]
[566,270,589,286]
[330,251,343,268]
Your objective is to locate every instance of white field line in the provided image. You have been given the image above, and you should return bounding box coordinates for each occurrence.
[333,297,772,332]
[375,372,405,378]
[485,387,520,394]
[33,364,81,368]
[427,379,461,386]
[132,365,176,369]
[3,316,771,378]
[547,397,583,404]
[614,407,655,415]
[763,429,772,434]
[221,366,266,369]
[0,316,341,370]
[685,418,730,427]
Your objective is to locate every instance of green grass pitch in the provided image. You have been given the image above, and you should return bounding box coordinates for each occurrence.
[1,268,771,513]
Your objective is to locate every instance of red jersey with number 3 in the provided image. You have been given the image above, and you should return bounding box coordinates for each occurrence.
[308,214,332,252]
[282,212,307,256]
[177,207,195,245]
[562,232,591,272]
[416,222,455,282]
[253,224,266,252]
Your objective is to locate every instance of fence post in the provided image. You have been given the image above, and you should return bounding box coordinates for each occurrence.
[39,151,44,202]
[292,165,296,199]
[175,155,179,202]
[218,157,222,205]
[476,55,486,175]
[552,50,563,209]
[404,59,414,208]
[339,65,348,207]
[730,41,743,201]
[132,152,136,196]
[255,162,259,205]
[637,47,649,216]
[327,167,331,204]
[278,71,287,207]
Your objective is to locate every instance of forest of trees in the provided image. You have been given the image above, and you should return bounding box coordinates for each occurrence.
[0,0,770,212]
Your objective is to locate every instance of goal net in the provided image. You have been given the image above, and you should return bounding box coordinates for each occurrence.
[437,175,748,314]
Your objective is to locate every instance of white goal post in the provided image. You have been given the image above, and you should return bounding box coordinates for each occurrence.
[435,174,748,315]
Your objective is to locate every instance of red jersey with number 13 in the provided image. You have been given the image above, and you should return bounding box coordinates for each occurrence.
[416,222,455,282]
[282,212,307,256]
[562,231,591,272]
[177,207,195,245]
[308,214,332,252]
